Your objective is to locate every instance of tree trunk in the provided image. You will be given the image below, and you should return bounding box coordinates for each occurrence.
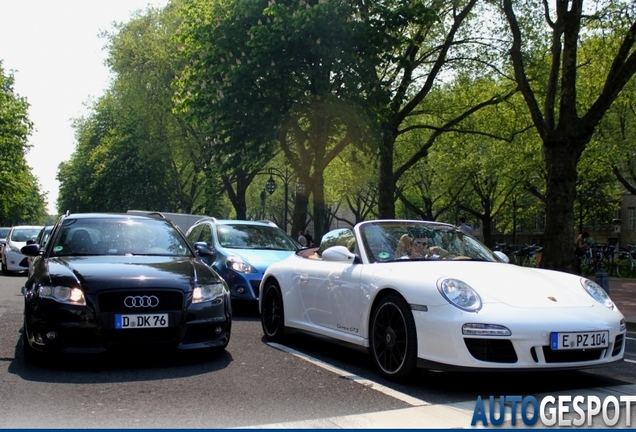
[481,213,493,248]
[311,173,326,243]
[377,131,396,219]
[540,139,585,273]
[291,188,309,241]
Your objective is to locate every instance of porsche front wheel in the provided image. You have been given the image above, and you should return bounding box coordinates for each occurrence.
[370,295,417,380]
[261,281,285,342]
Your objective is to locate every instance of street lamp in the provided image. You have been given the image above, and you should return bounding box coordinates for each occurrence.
[262,167,296,234]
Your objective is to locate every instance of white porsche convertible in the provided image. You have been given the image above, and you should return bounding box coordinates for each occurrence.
[259,220,626,380]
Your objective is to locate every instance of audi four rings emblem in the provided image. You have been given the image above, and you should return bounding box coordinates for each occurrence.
[124,295,160,308]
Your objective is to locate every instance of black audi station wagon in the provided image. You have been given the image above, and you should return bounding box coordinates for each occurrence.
[20,212,231,361]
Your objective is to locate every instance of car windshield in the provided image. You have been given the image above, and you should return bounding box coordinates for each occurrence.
[216,224,298,251]
[359,221,500,264]
[0,228,10,238]
[50,217,193,257]
[11,228,42,243]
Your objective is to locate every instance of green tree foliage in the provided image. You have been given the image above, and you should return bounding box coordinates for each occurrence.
[58,4,226,215]
[0,62,47,224]
[174,0,438,240]
[374,0,517,219]
[500,0,636,272]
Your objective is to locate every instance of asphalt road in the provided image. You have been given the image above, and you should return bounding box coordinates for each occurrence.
[1,273,635,428]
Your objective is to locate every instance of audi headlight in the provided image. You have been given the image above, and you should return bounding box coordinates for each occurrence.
[438,278,482,312]
[581,279,614,309]
[193,282,225,304]
[227,256,257,273]
[39,285,86,306]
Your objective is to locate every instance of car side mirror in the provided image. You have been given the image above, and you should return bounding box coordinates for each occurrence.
[494,251,510,263]
[21,244,41,257]
[322,245,358,263]
[194,241,215,258]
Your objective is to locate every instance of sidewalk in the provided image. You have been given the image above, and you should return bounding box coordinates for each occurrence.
[608,277,636,331]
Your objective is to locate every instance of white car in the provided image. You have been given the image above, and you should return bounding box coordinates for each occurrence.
[259,220,626,380]
[1,225,43,274]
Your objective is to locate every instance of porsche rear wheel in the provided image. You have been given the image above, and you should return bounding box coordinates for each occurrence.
[370,295,417,381]
[261,281,285,342]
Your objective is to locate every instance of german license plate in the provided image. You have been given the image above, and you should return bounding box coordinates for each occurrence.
[550,331,609,350]
[115,314,169,329]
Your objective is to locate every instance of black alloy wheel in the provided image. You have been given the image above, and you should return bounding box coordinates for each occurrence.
[370,294,417,381]
[261,281,285,342]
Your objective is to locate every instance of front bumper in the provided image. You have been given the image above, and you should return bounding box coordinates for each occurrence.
[413,303,625,371]
[24,289,231,355]
[5,249,29,272]
[224,270,261,301]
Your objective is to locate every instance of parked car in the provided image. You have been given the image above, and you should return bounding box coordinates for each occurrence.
[26,225,54,277]
[0,226,11,254]
[186,218,301,303]
[1,225,43,274]
[259,220,626,380]
[20,212,231,362]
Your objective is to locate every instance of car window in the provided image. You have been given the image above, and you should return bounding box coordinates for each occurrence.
[317,228,356,257]
[11,228,42,243]
[200,223,213,246]
[37,227,53,247]
[359,221,499,263]
[50,218,193,257]
[216,224,297,251]
[187,224,204,244]
[0,228,10,238]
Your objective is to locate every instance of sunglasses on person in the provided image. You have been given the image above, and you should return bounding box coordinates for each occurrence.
[413,239,428,247]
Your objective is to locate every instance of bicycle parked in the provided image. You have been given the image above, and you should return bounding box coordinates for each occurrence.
[514,244,543,267]
[580,241,617,277]
[616,244,636,278]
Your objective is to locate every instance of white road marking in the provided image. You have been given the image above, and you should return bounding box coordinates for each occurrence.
[626,336,636,341]
[625,359,636,364]
[267,342,430,407]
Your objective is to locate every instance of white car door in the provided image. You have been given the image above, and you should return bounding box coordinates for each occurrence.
[297,254,364,338]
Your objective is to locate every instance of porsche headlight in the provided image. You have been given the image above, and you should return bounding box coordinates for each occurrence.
[193,282,225,304]
[438,279,482,312]
[39,285,86,306]
[227,256,257,273]
[581,279,614,309]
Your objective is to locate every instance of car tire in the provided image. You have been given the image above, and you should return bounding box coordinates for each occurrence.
[1,257,8,275]
[370,294,417,381]
[22,323,41,364]
[261,281,285,342]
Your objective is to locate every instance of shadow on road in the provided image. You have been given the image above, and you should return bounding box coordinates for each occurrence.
[7,327,234,385]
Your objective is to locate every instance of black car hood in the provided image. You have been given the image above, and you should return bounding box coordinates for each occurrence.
[42,256,219,293]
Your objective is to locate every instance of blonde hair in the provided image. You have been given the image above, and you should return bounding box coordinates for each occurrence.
[396,234,412,257]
